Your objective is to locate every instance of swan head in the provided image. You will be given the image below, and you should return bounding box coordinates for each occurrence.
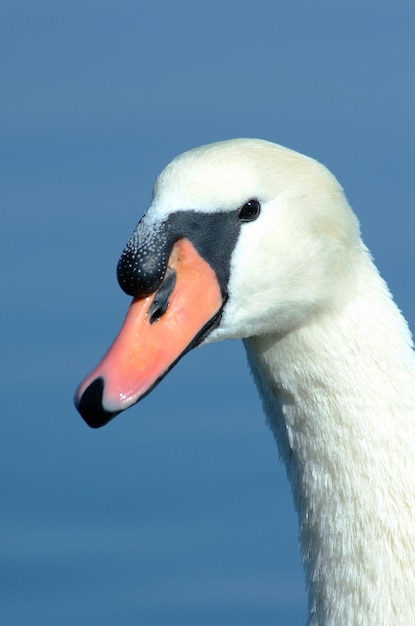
[74,138,361,427]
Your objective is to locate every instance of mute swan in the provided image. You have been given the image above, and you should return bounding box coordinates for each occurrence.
[75,139,415,625]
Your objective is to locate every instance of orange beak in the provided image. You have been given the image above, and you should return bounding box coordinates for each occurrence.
[75,238,224,427]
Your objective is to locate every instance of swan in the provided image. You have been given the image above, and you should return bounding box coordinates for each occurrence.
[74,138,415,625]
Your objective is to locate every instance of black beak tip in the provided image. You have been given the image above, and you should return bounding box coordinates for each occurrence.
[74,377,119,429]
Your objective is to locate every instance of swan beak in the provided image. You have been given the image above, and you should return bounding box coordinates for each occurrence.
[74,239,224,428]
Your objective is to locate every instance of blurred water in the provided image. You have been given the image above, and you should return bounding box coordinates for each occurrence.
[1,2,414,625]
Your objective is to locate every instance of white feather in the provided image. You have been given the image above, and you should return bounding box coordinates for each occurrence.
[149,138,415,625]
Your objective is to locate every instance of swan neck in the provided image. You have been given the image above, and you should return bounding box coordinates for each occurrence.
[244,259,415,624]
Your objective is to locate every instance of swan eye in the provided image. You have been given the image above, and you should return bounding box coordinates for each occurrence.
[238,199,261,222]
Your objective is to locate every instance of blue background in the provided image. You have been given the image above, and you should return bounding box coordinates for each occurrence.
[2,1,414,624]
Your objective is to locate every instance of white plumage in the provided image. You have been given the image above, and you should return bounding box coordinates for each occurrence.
[151,139,415,624]
[76,138,415,624]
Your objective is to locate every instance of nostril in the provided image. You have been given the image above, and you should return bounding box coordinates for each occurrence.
[148,269,177,323]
